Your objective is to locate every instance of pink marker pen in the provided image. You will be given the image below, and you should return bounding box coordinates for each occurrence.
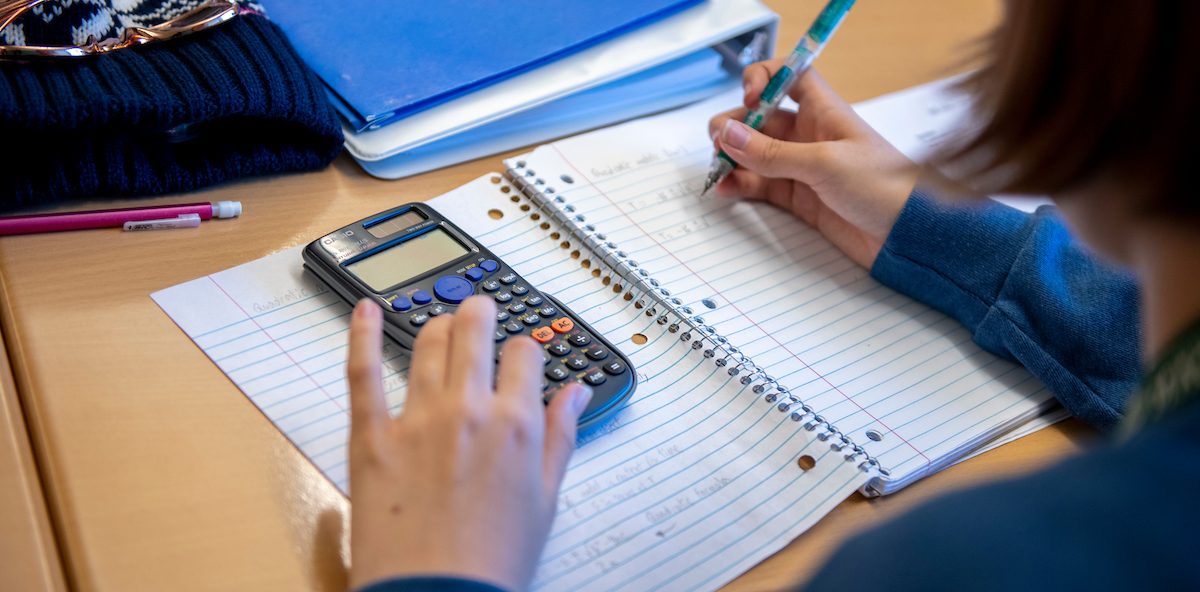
[0,201,242,236]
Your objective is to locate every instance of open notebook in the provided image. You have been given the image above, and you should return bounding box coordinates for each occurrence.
[152,80,1056,590]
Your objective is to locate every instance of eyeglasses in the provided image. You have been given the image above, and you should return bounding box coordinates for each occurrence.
[0,0,256,60]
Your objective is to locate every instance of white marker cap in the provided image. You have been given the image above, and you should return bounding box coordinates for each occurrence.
[212,201,242,219]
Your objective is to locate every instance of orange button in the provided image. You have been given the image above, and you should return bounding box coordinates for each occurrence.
[531,326,555,343]
[551,317,575,334]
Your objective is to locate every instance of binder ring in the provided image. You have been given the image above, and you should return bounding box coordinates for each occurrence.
[504,164,887,476]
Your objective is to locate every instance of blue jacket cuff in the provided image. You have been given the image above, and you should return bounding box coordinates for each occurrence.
[869,190,1034,333]
[357,576,508,592]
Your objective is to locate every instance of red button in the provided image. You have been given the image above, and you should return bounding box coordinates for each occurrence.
[531,327,555,343]
[551,317,574,334]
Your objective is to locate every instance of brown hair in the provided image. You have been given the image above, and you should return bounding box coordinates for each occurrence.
[945,1,1200,214]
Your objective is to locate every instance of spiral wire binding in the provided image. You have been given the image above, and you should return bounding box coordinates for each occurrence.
[502,163,890,479]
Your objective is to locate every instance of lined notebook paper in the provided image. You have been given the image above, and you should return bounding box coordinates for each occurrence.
[153,176,866,591]
[509,89,1055,492]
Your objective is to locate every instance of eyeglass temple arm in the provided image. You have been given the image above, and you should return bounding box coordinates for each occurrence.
[0,0,47,35]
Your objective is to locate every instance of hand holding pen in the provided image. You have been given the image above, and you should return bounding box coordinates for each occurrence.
[705,62,921,271]
[703,0,857,194]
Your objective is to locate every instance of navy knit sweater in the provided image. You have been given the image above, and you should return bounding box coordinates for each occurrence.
[0,10,342,208]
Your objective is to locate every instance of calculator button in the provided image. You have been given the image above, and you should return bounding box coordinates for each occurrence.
[499,273,518,285]
[583,368,608,386]
[494,331,507,343]
[525,295,544,306]
[512,285,529,296]
[465,267,484,282]
[551,317,575,334]
[548,341,571,357]
[531,327,555,343]
[521,314,542,326]
[537,306,557,317]
[433,276,474,304]
[481,259,500,273]
[602,360,627,375]
[543,350,552,365]
[496,311,510,323]
[585,347,609,361]
[481,279,501,292]
[410,313,430,327]
[433,304,454,316]
[504,322,523,334]
[568,332,592,347]
[545,366,570,382]
[564,355,589,370]
[494,292,513,303]
[507,302,527,314]
[411,290,432,305]
[390,295,412,312]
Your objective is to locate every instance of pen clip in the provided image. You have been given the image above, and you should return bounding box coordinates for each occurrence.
[123,213,202,231]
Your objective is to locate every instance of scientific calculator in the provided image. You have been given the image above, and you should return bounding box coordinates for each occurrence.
[302,202,636,430]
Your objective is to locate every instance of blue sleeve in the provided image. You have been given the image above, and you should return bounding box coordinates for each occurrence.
[869,191,1141,430]
[357,576,507,592]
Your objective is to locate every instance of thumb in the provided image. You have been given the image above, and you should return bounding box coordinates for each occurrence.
[542,383,592,492]
[718,119,827,183]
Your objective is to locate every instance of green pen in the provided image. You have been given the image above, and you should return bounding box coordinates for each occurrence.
[701,0,857,195]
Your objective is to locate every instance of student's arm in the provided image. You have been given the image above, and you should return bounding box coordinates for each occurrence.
[710,61,1140,431]
[870,193,1140,429]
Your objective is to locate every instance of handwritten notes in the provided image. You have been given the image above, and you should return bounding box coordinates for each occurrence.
[511,86,1054,489]
[153,175,866,591]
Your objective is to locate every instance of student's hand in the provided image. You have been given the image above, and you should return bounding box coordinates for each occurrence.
[346,297,593,591]
[709,62,920,269]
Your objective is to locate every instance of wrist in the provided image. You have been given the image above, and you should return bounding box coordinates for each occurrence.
[857,169,918,268]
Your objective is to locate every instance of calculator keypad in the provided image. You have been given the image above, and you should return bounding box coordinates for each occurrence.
[391,258,630,399]
[304,202,637,431]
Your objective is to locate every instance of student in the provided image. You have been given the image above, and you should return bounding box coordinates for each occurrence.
[344,2,1200,590]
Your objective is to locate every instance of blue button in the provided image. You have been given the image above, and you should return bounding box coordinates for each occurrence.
[390,296,412,311]
[465,267,484,282]
[411,290,432,305]
[433,276,474,304]
[480,259,499,273]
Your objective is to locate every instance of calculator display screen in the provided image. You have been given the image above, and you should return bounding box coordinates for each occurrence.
[345,228,468,291]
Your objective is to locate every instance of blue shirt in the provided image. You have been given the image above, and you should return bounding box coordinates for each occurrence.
[361,193,1200,591]
[808,193,1198,590]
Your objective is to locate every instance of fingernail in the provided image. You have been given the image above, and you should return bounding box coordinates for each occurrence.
[571,384,593,415]
[721,120,751,151]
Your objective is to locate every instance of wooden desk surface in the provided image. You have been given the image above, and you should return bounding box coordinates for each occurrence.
[0,325,66,590]
[0,1,1092,590]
